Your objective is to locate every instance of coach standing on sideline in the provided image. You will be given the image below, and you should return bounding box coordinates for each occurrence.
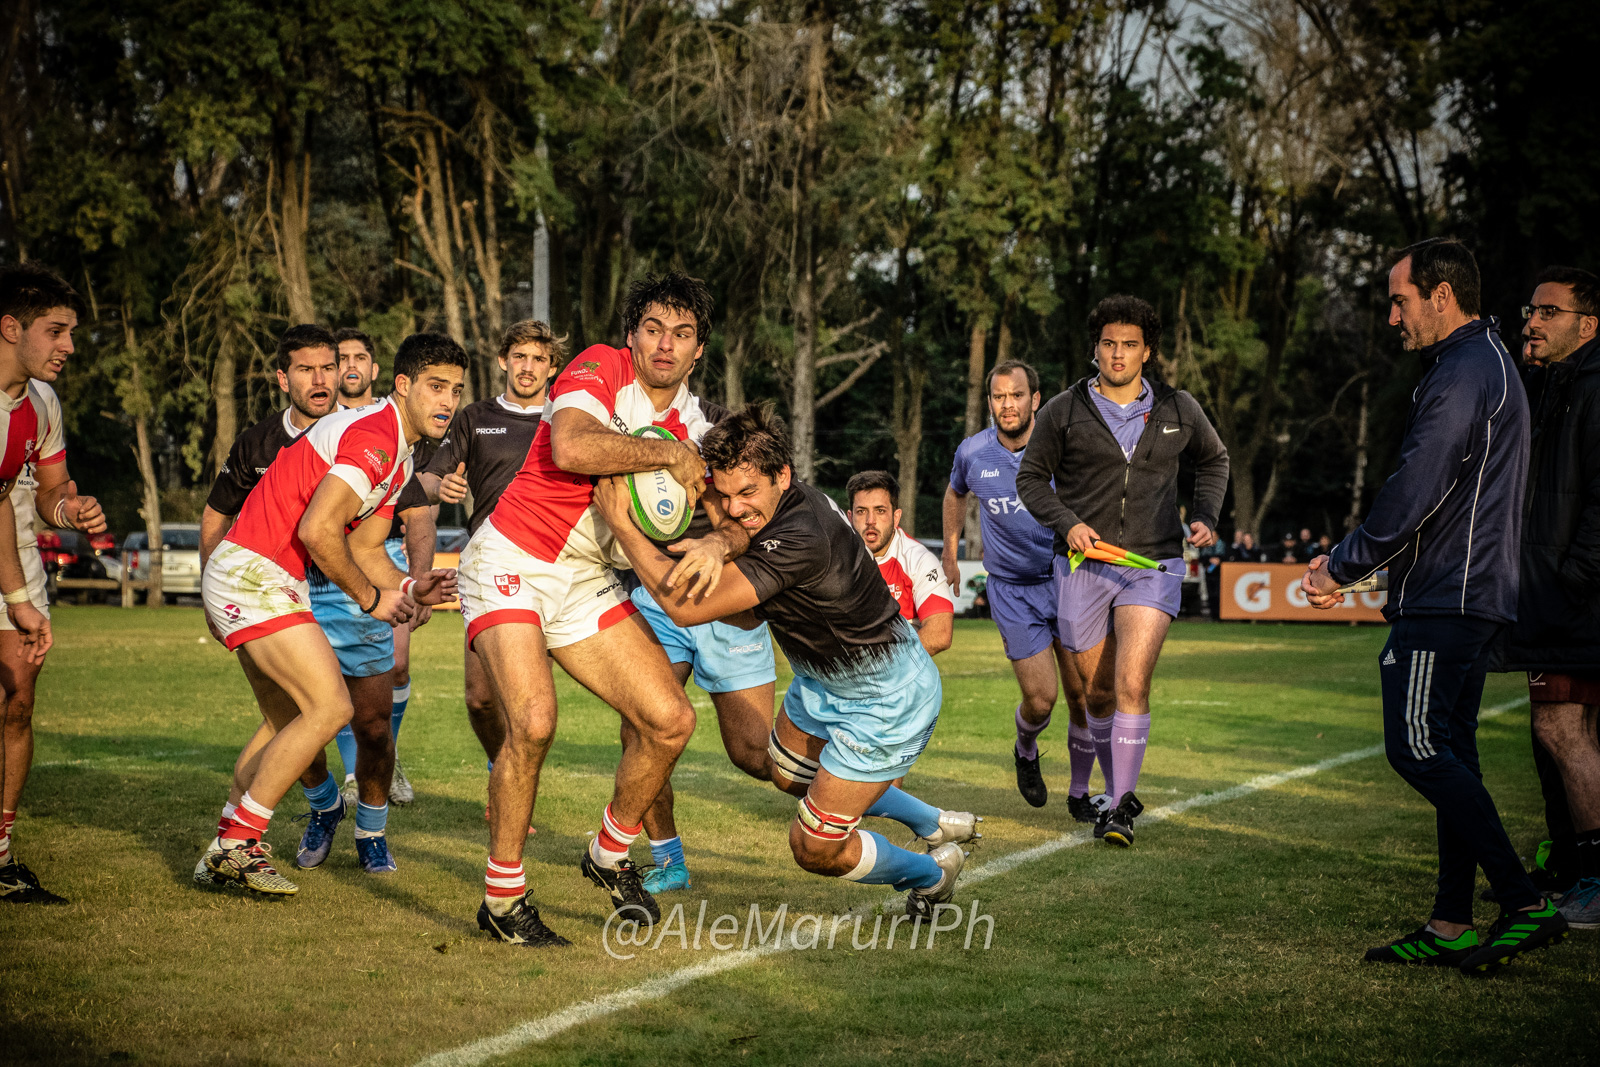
[1503,267,1600,929]
[1303,238,1568,973]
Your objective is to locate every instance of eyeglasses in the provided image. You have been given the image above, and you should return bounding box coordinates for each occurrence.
[1523,304,1594,321]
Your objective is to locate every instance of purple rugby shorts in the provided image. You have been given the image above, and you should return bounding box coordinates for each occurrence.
[1053,554,1185,653]
[987,576,1059,661]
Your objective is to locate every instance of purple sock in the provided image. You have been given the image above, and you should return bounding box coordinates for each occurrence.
[1066,721,1095,797]
[1110,710,1151,803]
[1089,716,1114,798]
[1014,705,1050,761]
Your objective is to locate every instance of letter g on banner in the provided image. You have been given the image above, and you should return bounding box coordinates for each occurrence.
[1233,570,1271,614]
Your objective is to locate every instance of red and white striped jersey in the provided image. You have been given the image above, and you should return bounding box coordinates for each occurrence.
[873,528,954,622]
[489,344,717,565]
[223,399,412,580]
[0,381,67,548]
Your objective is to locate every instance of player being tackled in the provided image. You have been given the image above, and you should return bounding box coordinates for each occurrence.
[594,403,974,919]
[194,333,464,896]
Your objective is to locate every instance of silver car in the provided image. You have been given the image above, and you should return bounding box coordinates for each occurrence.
[122,524,203,601]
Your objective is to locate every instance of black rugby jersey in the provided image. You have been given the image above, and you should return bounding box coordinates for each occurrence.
[424,396,543,534]
[206,407,306,516]
[731,480,909,680]
[386,436,437,541]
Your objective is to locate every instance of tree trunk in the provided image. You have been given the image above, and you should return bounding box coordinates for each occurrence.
[122,316,163,608]
[1346,376,1369,532]
[891,345,925,537]
[725,326,749,410]
[271,150,316,324]
[789,13,829,484]
[209,339,236,478]
[962,315,988,557]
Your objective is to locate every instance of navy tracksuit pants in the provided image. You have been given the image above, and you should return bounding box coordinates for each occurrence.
[1379,616,1540,923]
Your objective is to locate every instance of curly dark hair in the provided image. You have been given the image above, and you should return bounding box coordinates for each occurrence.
[393,332,469,382]
[1088,295,1162,352]
[699,401,791,480]
[622,272,714,344]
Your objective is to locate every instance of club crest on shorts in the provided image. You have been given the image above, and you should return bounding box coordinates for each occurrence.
[495,573,520,596]
[280,587,302,604]
[222,604,242,623]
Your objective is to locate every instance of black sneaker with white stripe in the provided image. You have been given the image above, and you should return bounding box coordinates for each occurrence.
[478,892,572,947]
[581,853,660,923]
[0,860,68,904]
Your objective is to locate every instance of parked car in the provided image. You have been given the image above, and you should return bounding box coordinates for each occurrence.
[122,524,203,601]
[37,529,113,579]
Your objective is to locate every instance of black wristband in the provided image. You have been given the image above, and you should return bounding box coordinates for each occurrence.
[361,587,382,615]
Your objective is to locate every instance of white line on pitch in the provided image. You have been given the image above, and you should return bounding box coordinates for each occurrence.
[415,696,1530,1067]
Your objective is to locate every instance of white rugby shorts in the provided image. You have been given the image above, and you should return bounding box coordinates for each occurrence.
[0,545,50,630]
[457,517,637,650]
[202,541,315,650]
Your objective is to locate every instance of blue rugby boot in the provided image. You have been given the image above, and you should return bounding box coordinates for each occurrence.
[356,834,398,874]
[642,863,693,893]
[294,798,346,870]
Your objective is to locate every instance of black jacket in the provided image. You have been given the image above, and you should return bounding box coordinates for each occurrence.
[1502,337,1600,671]
[1017,378,1230,561]
[1326,318,1528,623]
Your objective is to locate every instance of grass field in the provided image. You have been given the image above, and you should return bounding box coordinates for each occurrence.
[1,607,1596,1067]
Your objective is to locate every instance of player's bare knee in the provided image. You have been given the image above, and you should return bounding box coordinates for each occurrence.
[3,692,36,727]
[642,698,696,754]
[1532,706,1578,750]
[1020,691,1056,720]
[787,819,849,875]
[728,737,772,781]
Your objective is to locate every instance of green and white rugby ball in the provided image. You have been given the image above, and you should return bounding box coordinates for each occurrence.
[625,425,693,540]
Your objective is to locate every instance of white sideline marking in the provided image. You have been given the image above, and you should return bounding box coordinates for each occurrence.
[416,696,1529,1067]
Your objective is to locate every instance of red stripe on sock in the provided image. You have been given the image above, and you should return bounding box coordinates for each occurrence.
[485,856,526,899]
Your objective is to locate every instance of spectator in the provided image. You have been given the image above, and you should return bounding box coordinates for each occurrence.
[1303,237,1564,969]
[1279,530,1300,564]
[1226,532,1263,563]
[1501,265,1600,929]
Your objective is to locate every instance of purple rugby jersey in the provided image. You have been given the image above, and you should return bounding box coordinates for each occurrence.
[949,426,1054,584]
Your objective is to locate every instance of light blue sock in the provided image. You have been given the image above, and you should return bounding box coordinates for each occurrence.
[354,800,389,839]
[390,683,410,743]
[864,786,942,838]
[302,772,341,812]
[649,836,686,868]
[334,726,357,780]
[841,829,942,890]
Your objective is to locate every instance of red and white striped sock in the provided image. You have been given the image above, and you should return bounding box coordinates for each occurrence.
[219,793,272,846]
[216,802,238,841]
[0,809,13,865]
[589,804,642,869]
[484,856,526,916]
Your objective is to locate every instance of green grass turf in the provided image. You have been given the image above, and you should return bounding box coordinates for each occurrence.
[1,609,1595,1066]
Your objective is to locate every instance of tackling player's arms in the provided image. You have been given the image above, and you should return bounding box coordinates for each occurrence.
[592,475,761,627]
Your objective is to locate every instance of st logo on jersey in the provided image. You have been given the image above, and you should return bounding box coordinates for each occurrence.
[760,539,781,552]
[364,447,391,468]
[494,574,521,596]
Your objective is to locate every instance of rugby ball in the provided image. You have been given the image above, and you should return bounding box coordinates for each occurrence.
[625,426,693,540]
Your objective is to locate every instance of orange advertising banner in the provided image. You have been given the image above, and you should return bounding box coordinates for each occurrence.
[1218,562,1389,623]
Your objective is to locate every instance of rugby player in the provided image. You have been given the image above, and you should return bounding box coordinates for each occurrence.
[193,332,463,897]
[615,395,783,895]
[594,402,968,918]
[456,273,743,946]
[330,327,437,810]
[0,264,106,905]
[200,326,409,873]
[847,470,953,656]
[421,320,562,773]
[945,360,1099,818]
[1017,296,1229,847]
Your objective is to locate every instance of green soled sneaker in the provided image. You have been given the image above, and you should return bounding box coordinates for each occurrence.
[1363,925,1478,966]
[1459,899,1570,977]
